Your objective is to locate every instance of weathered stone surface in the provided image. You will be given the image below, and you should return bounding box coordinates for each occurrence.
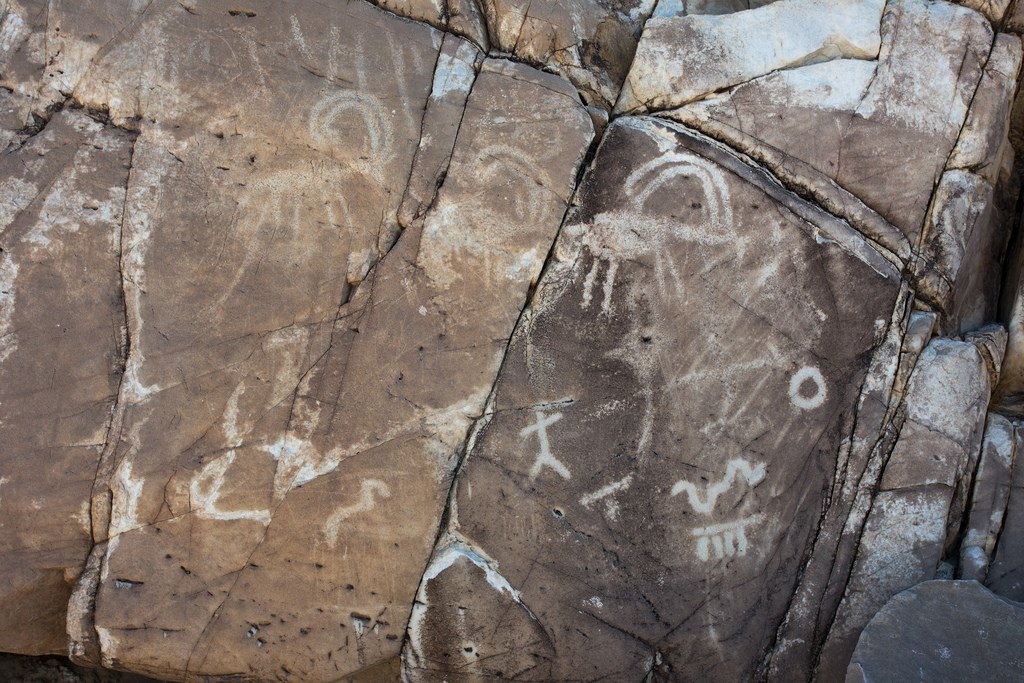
[0,109,134,654]
[403,115,901,681]
[479,0,657,108]
[847,580,1024,682]
[616,0,885,116]
[1,0,1023,678]
[361,0,490,50]
[960,414,1018,581]
[40,5,593,677]
[988,422,1024,600]
[817,335,995,680]
[652,0,777,17]
[952,0,1013,24]
[663,0,997,246]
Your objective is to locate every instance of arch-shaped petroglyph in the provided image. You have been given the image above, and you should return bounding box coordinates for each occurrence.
[577,151,735,315]
[670,458,766,515]
[307,90,391,159]
[322,479,391,546]
[789,365,827,410]
[466,143,556,220]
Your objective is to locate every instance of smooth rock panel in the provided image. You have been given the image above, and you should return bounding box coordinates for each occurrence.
[403,115,901,681]
[0,109,134,654]
[847,581,1024,683]
[80,20,593,677]
[479,0,657,109]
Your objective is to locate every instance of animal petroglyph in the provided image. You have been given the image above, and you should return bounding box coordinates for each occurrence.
[789,365,827,410]
[578,151,734,315]
[579,474,634,522]
[671,459,766,515]
[692,516,760,562]
[520,411,570,480]
[322,479,391,546]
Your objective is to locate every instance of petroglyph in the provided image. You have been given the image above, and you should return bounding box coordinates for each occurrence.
[580,474,634,521]
[789,365,827,410]
[322,480,391,546]
[671,459,766,515]
[578,151,734,315]
[520,411,570,480]
[692,517,760,562]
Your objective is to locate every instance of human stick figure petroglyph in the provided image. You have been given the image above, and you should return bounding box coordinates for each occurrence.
[670,458,765,515]
[322,479,391,546]
[520,410,570,480]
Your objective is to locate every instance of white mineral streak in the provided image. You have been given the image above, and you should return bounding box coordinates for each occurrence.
[615,0,884,113]
[119,132,174,404]
[108,459,145,537]
[0,4,29,55]
[407,537,535,664]
[0,258,19,365]
[430,40,477,99]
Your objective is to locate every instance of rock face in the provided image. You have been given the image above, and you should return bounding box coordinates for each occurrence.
[2,0,1024,681]
[847,580,1024,682]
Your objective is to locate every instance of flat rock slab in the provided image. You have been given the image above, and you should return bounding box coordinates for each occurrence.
[847,580,1024,683]
[404,115,901,681]
[0,109,134,654]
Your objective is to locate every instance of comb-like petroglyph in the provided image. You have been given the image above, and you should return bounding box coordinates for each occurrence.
[3,0,1024,680]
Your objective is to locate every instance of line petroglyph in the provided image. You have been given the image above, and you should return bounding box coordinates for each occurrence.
[580,474,634,522]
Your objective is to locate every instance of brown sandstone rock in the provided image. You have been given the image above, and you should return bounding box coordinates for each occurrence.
[28,4,594,678]
[1,0,1023,679]
[403,115,901,681]
[478,0,656,109]
[0,109,134,654]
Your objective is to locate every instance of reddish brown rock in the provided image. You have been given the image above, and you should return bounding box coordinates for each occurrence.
[0,109,134,654]
[403,115,901,681]
[36,4,596,677]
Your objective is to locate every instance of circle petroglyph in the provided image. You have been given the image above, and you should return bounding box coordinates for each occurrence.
[789,366,827,410]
